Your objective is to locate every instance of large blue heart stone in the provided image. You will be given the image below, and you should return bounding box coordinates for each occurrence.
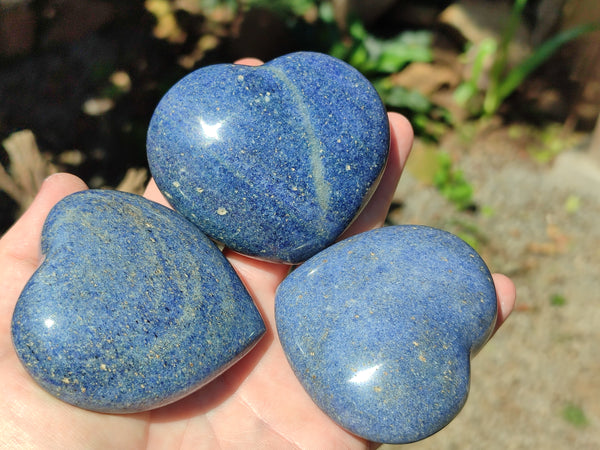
[147,51,389,264]
[11,190,265,413]
[275,225,497,443]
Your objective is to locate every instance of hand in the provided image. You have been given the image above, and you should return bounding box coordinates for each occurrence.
[0,61,515,449]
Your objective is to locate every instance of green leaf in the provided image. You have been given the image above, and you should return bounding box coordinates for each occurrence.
[454,82,478,106]
[433,152,474,210]
[485,0,529,112]
[348,44,370,71]
[471,38,498,86]
[329,40,349,60]
[485,22,600,115]
[246,0,315,17]
[457,232,480,252]
[565,195,581,214]
[318,1,335,23]
[349,19,368,41]
[454,38,496,113]
[550,294,567,307]
[374,81,432,113]
[364,31,432,73]
[481,205,496,217]
[562,403,589,427]
[200,0,238,11]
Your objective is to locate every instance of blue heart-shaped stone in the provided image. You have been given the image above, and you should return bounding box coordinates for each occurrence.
[147,51,389,263]
[275,225,497,443]
[11,190,265,413]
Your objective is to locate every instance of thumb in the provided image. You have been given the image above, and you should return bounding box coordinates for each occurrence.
[0,173,88,329]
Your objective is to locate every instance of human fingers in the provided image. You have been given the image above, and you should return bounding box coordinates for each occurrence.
[0,173,88,341]
[143,178,171,207]
[491,273,516,335]
[233,57,263,67]
[0,173,88,261]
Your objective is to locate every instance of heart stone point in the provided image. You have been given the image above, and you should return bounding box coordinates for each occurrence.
[275,225,498,443]
[147,51,389,263]
[11,190,265,413]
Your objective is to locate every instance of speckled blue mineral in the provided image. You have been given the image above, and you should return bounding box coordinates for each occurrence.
[147,51,389,264]
[11,190,265,413]
[275,225,498,444]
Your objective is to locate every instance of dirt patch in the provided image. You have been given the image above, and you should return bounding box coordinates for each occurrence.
[382,130,600,449]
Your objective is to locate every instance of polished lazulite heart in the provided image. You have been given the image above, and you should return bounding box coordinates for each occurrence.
[11,190,265,413]
[275,225,498,443]
[147,51,389,264]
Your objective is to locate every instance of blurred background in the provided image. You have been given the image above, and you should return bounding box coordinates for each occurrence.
[1,0,599,448]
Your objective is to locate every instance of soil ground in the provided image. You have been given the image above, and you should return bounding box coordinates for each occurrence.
[382,130,600,449]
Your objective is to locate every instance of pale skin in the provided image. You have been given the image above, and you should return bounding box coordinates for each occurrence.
[0,58,515,449]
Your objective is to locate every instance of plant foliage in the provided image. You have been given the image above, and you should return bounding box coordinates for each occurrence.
[455,0,599,117]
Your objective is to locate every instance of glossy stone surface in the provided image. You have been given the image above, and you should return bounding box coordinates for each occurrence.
[275,225,497,443]
[11,190,265,413]
[147,51,389,264]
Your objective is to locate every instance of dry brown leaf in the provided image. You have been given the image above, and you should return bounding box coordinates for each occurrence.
[390,62,461,96]
[438,0,531,65]
[526,224,571,255]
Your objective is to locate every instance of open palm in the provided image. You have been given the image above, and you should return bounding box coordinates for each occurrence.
[0,74,515,448]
